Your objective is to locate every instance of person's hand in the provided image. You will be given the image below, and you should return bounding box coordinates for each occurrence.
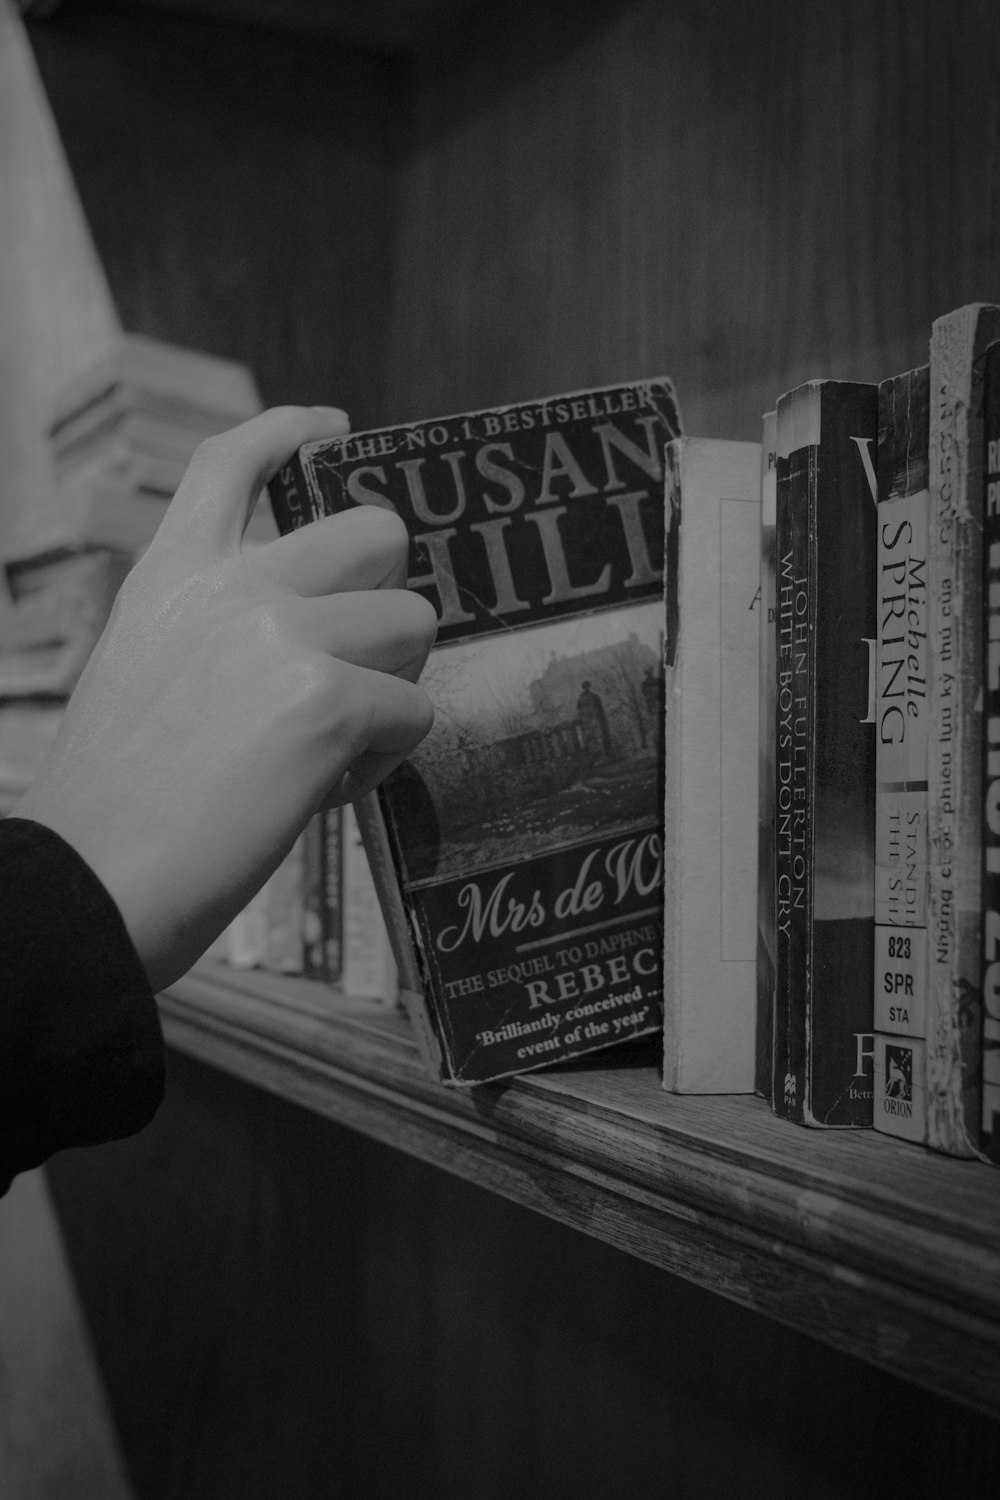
[14,406,437,991]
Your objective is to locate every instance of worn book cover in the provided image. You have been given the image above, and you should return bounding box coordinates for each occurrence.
[755,411,777,1100]
[926,304,1000,1155]
[662,438,760,1093]
[773,379,877,1127]
[982,338,1000,1165]
[872,367,931,1143]
[270,377,682,1083]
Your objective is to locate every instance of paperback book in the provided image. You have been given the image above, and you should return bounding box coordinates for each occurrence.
[923,303,1000,1156]
[270,378,682,1083]
[982,337,1000,1164]
[772,379,877,1127]
[754,411,777,1100]
[662,437,761,1093]
[872,366,931,1143]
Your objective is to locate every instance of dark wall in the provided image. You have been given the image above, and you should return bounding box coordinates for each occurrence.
[30,0,404,427]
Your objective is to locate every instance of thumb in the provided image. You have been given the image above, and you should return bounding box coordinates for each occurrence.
[154,405,350,558]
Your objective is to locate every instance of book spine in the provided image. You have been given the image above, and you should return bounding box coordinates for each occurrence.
[755,411,777,1101]
[981,339,1000,1164]
[267,446,323,532]
[775,380,877,1127]
[342,802,398,1002]
[926,305,1000,1155]
[773,389,816,1120]
[872,368,931,1143]
[300,812,327,982]
[322,806,343,984]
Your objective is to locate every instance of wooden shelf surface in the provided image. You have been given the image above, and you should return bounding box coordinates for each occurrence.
[160,961,1000,1420]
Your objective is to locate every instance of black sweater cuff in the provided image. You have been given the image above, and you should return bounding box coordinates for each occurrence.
[0,816,165,1193]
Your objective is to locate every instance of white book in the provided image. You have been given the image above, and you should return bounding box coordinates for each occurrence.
[662,437,762,1093]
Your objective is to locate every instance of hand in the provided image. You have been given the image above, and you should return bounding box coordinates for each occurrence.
[15,406,437,991]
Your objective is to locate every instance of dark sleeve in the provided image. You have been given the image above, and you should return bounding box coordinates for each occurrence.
[0,816,165,1195]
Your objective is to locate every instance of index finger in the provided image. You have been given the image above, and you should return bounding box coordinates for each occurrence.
[155,405,350,557]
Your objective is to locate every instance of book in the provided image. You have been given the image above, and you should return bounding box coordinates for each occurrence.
[982,337,1000,1164]
[661,437,761,1093]
[300,808,344,985]
[342,802,397,1003]
[924,304,1000,1156]
[754,411,778,1100]
[872,367,931,1143]
[0,549,131,697]
[270,377,683,1083]
[300,812,327,981]
[6,334,267,564]
[772,379,877,1127]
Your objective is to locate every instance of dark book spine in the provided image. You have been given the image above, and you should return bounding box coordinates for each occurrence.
[772,397,811,1121]
[775,381,877,1127]
[755,412,777,1101]
[981,339,1000,1164]
[267,447,320,533]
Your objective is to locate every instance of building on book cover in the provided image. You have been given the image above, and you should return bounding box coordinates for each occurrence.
[772,379,877,1128]
[270,378,682,1083]
[982,337,1000,1165]
[872,366,931,1144]
[755,411,777,1101]
[924,304,1000,1157]
[662,438,760,1093]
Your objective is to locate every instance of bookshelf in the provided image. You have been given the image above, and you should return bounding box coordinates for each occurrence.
[161,961,1000,1419]
[8,0,1000,1492]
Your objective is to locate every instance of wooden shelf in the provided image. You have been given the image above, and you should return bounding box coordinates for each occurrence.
[160,960,1000,1421]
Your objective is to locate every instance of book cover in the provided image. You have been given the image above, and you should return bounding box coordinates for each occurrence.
[772,379,877,1127]
[982,337,1000,1165]
[872,366,931,1144]
[755,411,777,1100]
[925,303,1000,1156]
[661,437,760,1092]
[270,377,682,1083]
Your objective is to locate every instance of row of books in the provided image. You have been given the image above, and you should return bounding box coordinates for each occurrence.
[756,302,1000,1167]
[266,338,997,1173]
[210,803,397,1003]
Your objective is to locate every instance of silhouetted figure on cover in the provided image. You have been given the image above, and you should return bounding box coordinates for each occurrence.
[577,680,613,762]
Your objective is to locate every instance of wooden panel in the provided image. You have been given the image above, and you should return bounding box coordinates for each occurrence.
[153,962,1000,1421]
[46,1045,1000,1500]
[27,0,400,429]
[75,0,490,53]
[386,0,1000,437]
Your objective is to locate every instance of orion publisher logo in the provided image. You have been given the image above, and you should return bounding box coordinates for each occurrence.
[883,1043,913,1117]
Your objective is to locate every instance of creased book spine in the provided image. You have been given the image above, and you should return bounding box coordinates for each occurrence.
[925,304,1000,1155]
[873,367,931,1142]
[773,379,877,1127]
[981,336,1000,1164]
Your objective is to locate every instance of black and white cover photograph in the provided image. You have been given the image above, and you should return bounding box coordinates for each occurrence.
[1,2,999,1498]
